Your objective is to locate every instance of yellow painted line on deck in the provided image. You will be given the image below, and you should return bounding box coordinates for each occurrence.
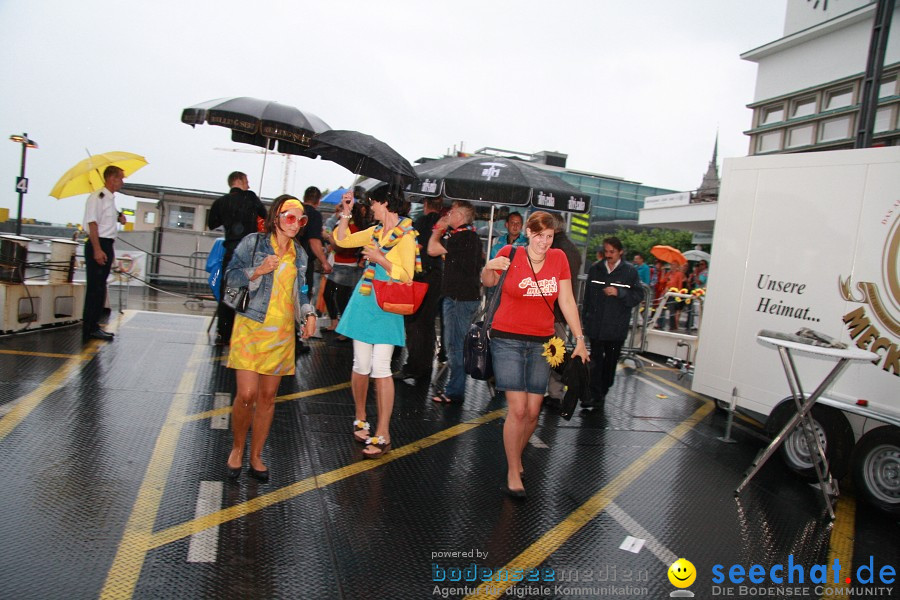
[638,369,710,402]
[642,366,855,600]
[0,342,100,442]
[146,408,507,549]
[465,401,715,599]
[100,331,208,600]
[99,340,506,598]
[0,348,90,359]
[821,495,856,600]
[182,381,353,422]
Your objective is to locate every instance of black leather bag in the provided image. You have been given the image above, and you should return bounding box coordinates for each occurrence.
[559,356,590,420]
[463,248,517,380]
[221,235,259,313]
[222,285,249,312]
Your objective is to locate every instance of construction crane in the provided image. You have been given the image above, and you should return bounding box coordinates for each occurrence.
[214,147,297,194]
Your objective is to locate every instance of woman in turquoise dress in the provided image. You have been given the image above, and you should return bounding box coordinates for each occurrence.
[333,187,417,458]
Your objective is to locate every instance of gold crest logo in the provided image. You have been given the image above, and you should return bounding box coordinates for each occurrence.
[839,212,900,376]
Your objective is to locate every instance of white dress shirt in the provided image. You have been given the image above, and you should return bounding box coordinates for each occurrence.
[83,187,119,239]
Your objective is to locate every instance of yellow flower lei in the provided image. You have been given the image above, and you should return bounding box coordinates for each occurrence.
[542,336,566,368]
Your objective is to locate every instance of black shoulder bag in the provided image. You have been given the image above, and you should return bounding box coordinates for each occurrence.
[463,247,517,380]
[222,234,260,313]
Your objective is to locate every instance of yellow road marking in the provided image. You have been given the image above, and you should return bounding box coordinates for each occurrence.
[465,401,715,599]
[100,346,506,596]
[0,342,100,442]
[822,495,856,600]
[147,408,507,549]
[640,369,763,428]
[100,331,207,600]
[182,381,352,422]
[0,348,90,359]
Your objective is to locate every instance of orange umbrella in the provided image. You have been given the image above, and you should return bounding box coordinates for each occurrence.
[650,245,687,265]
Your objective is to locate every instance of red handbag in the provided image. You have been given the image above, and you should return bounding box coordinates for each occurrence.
[372,279,428,315]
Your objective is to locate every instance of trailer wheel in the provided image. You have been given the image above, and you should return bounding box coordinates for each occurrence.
[768,404,853,481]
[851,427,900,516]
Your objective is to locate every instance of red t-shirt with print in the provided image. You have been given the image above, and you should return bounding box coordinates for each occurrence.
[491,246,571,338]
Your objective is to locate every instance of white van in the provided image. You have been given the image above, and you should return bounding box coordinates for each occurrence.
[692,147,900,515]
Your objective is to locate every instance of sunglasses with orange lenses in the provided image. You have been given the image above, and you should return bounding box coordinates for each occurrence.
[278,212,304,225]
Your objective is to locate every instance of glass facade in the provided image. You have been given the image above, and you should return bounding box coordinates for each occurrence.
[558,171,676,225]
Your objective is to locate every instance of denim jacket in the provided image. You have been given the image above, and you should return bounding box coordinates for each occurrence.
[224,233,314,324]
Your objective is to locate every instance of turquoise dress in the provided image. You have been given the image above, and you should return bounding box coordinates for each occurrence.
[336,263,405,346]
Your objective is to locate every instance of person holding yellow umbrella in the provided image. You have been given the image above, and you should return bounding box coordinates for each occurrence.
[50,151,148,341]
[81,166,128,341]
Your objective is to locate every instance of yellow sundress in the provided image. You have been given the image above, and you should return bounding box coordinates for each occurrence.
[226,238,297,376]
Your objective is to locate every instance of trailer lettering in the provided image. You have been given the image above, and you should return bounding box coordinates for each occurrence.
[756,296,818,321]
[843,307,900,376]
[757,274,807,295]
[843,306,870,337]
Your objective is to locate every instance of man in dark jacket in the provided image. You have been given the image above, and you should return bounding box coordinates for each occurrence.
[207,171,267,345]
[581,236,642,410]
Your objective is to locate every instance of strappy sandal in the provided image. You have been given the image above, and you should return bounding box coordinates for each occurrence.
[432,393,452,404]
[353,419,370,443]
[362,435,391,459]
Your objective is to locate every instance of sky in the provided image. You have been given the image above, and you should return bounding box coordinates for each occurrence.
[0,0,786,227]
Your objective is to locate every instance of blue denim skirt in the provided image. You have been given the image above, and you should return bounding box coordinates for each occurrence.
[490,336,550,395]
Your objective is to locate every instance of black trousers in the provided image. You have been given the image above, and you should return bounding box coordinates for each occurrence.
[402,269,443,377]
[83,238,114,336]
[324,278,353,321]
[588,338,624,401]
[216,243,238,340]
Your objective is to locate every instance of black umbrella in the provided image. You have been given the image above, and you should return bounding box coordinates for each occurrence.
[405,155,591,214]
[181,96,331,153]
[303,130,418,185]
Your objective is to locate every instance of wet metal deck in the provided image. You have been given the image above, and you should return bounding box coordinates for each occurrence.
[0,309,897,599]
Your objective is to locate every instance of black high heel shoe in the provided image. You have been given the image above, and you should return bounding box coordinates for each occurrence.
[248,466,270,482]
[227,465,242,480]
[504,485,527,499]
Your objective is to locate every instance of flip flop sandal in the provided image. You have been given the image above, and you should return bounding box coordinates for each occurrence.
[432,393,452,404]
[363,436,391,459]
[353,419,370,443]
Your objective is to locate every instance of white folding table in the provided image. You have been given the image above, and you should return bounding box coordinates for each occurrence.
[735,333,878,519]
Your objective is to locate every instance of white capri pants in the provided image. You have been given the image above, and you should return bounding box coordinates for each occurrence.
[352,340,395,378]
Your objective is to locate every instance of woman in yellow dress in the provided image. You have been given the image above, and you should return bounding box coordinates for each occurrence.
[224,195,317,482]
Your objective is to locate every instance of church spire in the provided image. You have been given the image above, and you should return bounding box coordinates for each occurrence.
[697,133,720,200]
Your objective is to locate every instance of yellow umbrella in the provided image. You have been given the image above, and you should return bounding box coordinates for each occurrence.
[49,151,148,199]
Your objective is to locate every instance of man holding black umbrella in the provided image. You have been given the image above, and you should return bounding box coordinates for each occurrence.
[207,171,267,345]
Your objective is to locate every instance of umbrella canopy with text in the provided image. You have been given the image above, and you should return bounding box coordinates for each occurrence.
[50,151,148,199]
[406,155,590,213]
[181,96,331,153]
[650,245,687,265]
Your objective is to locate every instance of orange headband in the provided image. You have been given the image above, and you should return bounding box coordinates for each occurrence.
[281,199,304,212]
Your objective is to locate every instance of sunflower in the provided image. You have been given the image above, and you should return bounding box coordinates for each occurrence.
[543,336,566,368]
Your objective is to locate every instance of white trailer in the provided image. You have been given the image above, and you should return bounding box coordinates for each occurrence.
[693,147,900,515]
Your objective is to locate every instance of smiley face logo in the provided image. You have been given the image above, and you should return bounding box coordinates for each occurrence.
[668,558,696,588]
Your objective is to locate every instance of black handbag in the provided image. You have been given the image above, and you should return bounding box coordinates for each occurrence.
[559,356,590,420]
[222,285,249,312]
[222,235,260,313]
[463,248,517,380]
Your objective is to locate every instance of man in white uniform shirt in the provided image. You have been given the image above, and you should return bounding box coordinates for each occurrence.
[82,166,127,341]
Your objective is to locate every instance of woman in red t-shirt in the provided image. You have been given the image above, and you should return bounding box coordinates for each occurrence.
[481,211,589,499]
